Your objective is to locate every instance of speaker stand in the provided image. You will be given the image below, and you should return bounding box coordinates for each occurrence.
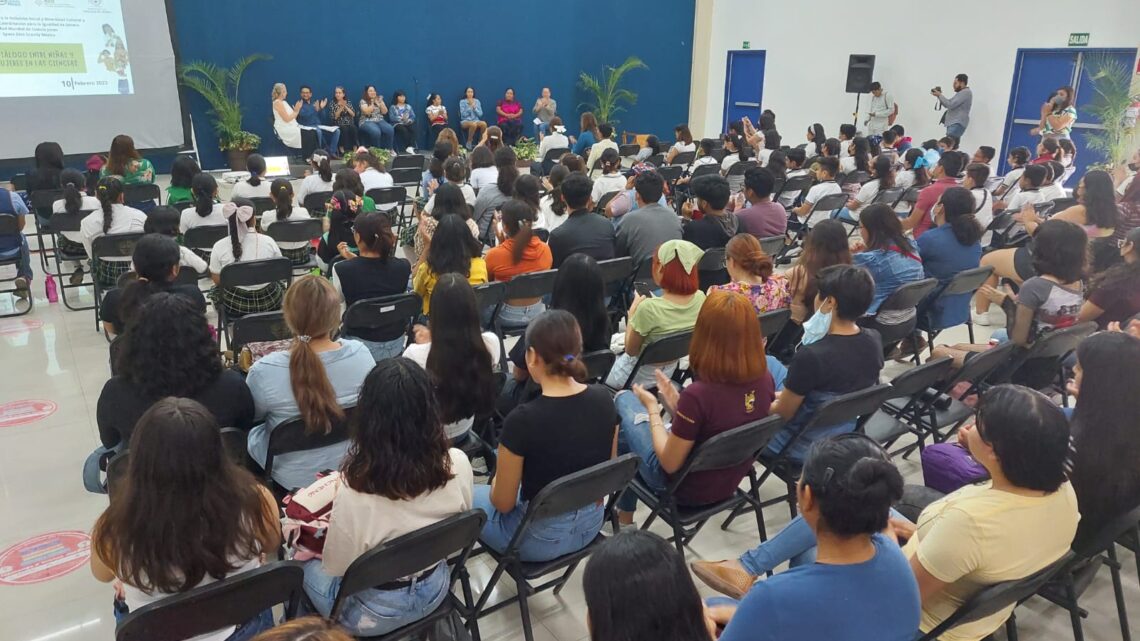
[852,94,861,129]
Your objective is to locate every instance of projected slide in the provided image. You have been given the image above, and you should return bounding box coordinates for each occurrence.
[0,0,133,97]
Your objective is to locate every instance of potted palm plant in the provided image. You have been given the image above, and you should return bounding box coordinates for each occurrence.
[179,54,270,170]
[1082,53,1140,170]
[577,56,648,128]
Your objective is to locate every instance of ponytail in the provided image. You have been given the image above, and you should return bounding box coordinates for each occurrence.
[282,276,345,435]
[525,310,588,381]
[271,178,294,222]
[96,176,123,235]
[60,168,85,215]
[227,212,243,261]
[191,173,217,218]
[246,154,266,187]
[548,165,570,218]
[501,200,536,265]
[315,155,332,182]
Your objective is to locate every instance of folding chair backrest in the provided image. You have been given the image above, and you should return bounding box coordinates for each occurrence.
[264,411,353,478]
[597,256,633,287]
[623,330,693,389]
[888,357,955,399]
[248,197,275,218]
[645,153,666,167]
[115,562,306,641]
[183,225,229,251]
[333,510,487,619]
[30,188,65,217]
[710,148,728,163]
[595,191,622,214]
[504,269,558,300]
[392,154,426,171]
[942,266,994,297]
[727,160,757,177]
[1021,321,1096,361]
[389,167,422,186]
[656,165,683,184]
[472,281,507,316]
[618,144,640,159]
[698,247,729,289]
[0,217,17,236]
[656,141,673,154]
[805,384,895,431]
[525,454,639,522]
[809,193,849,218]
[878,278,938,313]
[776,174,813,203]
[366,187,407,209]
[678,415,785,480]
[302,191,333,214]
[671,151,696,166]
[841,171,870,185]
[1073,504,1140,559]
[582,349,617,384]
[218,258,293,290]
[759,235,786,258]
[945,341,1016,391]
[542,147,571,165]
[690,164,720,180]
[93,232,145,261]
[123,183,161,206]
[342,293,421,337]
[898,186,922,206]
[49,208,93,233]
[918,552,1074,641]
[758,308,791,344]
[230,311,290,355]
[873,187,905,205]
[264,218,322,244]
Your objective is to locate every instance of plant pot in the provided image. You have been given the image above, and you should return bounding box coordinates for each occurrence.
[227,149,251,171]
[516,158,535,169]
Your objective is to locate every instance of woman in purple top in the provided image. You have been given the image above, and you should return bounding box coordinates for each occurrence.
[496,88,524,146]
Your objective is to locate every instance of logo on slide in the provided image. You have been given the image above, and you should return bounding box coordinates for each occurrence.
[0,0,23,6]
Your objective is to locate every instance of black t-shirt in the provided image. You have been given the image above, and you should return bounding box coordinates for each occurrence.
[334,256,412,341]
[682,214,737,251]
[784,330,884,398]
[97,369,255,448]
[548,209,616,267]
[499,384,616,501]
[101,283,207,334]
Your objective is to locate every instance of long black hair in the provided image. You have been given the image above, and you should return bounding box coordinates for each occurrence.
[938,187,983,245]
[546,165,570,219]
[801,434,903,536]
[245,154,266,186]
[1079,169,1119,230]
[425,274,496,424]
[426,213,481,278]
[96,175,124,234]
[583,530,709,641]
[870,154,895,189]
[117,234,182,329]
[271,178,294,222]
[851,136,871,173]
[170,156,201,190]
[1089,227,1140,300]
[429,141,452,180]
[432,183,471,220]
[60,168,86,215]
[550,253,609,352]
[494,147,519,197]
[904,148,930,187]
[117,293,221,398]
[808,123,826,156]
[513,174,542,214]
[310,150,333,182]
[859,203,914,254]
[191,173,217,217]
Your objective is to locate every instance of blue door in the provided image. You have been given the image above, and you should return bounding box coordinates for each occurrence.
[722,51,766,133]
[1000,48,1137,176]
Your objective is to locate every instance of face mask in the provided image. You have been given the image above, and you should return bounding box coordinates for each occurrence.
[801,309,832,346]
[1129,162,1139,172]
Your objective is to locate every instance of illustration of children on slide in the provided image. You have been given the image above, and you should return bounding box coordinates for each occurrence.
[96,24,130,93]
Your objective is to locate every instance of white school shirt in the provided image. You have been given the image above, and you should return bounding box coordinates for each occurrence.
[849,179,882,218]
[777,169,810,208]
[971,188,994,234]
[757,149,774,166]
[52,195,101,243]
[178,246,209,274]
[79,203,147,261]
[721,153,741,174]
[1039,182,1066,201]
[208,231,283,289]
[687,155,719,173]
[296,173,334,203]
[260,205,313,250]
[180,203,226,234]
[539,195,569,232]
[592,173,628,204]
[538,132,571,160]
[424,183,477,215]
[802,181,842,214]
[839,156,858,174]
[470,166,499,191]
[671,141,696,155]
[403,332,501,439]
[1005,189,1044,212]
[230,179,271,200]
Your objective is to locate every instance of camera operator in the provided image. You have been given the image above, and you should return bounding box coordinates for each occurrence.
[931,74,973,139]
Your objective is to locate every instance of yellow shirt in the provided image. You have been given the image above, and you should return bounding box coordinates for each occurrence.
[903,481,1079,641]
[412,257,488,315]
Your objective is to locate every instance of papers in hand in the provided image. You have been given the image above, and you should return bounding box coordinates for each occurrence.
[299,125,339,132]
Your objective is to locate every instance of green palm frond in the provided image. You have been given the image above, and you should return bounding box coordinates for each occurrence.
[179,54,270,150]
[577,56,648,127]
[1081,54,1140,167]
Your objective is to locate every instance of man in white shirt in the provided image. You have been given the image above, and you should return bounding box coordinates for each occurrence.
[864,81,896,136]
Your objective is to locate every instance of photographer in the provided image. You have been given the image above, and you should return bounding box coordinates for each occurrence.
[1030,85,1077,141]
[932,74,973,139]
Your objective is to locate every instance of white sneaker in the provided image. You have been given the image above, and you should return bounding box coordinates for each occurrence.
[405,146,416,154]
[971,310,994,326]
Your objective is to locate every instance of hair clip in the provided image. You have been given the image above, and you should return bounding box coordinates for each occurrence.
[820,466,835,487]
[563,354,576,362]
[297,335,312,343]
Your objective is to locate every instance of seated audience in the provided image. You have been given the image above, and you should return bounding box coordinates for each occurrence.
[733,167,787,238]
[260,179,313,264]
[895,148,931,193]
[458,87,487,150]
[709,233,790,313]
[709,435,919,641]
[486,199,553,326]
[993,163,1047,213]
[388,90,417,152]
[586,124,619,178]
[961,163,993,230]
[297,86,339,157]
[318,189,363,265]
[682,175,738,250]
[791,157,841,222]
[972,145,996,166]
[583,530,713,641]
[141,207,209,273]
[50,168,98,283]
[605,240,706,388]
[330,168,375,213]
[720,132,748,176]
[475,310,617,561]
[591,148,627,203]
[496,88,524,146]
[166,156,200,205]
[181,173,225,234]
[766,265,882,461]
[479,125,505,154]
[1039,161,1067,201]
[328,86,358,153]
[1032,137,1062,165]
[100,134,155,185]
[425,93,448,145]
[404,275,499,440]
[838,136,871,176]
[246,276,375,490]
[82,176,148,287]
[572,112,601,156]
[412,214,487,315]
[416,182,479,260]
[549,173,616,266]
[100,234,207,337]
[538,116,571,162]
[852,204,925,330]
[841,155,895,223]
[635,134,659,162]
[995,147,1032,200]
[912,187,983,341]
[424,158,476,216]
[665,124,697,164]
[352,149,394,199]
[332,212,412,360]
[230,154,271,200]
[1079,227,1140,328]
[604,162,669,222]
[540,165,572,231]
[91,398,279,639]
[300,358,473,636]
[615,170,683,268]
[210,202,285,316]
[904,150,964,239]
[785,219,851,327]
[805,123,826,157]
[468,145,498,191]
[420,142,452,196]
[615,290,777,522]
[472,147,519,238]
[27,141,65,195]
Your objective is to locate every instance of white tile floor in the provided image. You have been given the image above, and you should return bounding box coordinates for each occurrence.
[0,182,1136,641]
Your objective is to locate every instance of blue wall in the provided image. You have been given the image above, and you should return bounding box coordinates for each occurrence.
[170,0,695,169]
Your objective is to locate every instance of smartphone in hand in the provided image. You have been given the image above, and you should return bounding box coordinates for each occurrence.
[634,281,655,298]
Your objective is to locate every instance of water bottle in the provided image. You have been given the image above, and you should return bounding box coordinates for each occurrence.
[45,275,59,303]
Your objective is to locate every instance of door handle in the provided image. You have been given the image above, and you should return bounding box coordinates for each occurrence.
[734,101,760,107]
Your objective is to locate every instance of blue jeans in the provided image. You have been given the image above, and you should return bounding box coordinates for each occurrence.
[990,328,1009,344]
[83,444,122,493]
[604,352,678,389]
[766,355,787,391]
[114,601,273,640]
[536,121,550,137]
[0,235,33,280]
[359,120,395,150]
[346,335,405,362]
[737,508,905,575]
[303,559,448,636]
[314,127,341,155]
[946,123,967,138]
[473,485,603,562]
[614,391,669,512]
[497,301,546,329]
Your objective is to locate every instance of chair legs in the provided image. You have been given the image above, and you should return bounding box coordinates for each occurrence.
[1107,545,1132,641]
[1064,578,1086,641]
[514,575,536,641]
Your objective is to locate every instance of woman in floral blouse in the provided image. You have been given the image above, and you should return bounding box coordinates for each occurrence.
[708,233,790,313]
[328,85,358,153]
[100,134,154,185]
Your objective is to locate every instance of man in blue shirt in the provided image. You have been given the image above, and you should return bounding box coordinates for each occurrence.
[298,86,341,158]
[0,186,32,299]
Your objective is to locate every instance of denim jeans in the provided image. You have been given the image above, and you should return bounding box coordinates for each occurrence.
[604,352,678,389]
[737,508,906,575]
[314,127,341,155]
[83,444,122,493]
[946,123,967,138]
[536,121,550,137]
[303,559,448,637]
[0,236,32,280]
[114,600,273,640]
[473,485,604,562]
[497,301,546,330]
[359,121,395,149]
[766,355,787,391]
[346,335,405,362]
[614,391,669,512]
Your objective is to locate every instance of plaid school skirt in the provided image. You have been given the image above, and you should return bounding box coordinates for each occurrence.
[56,235,87,258]
[280,245,312,265]
[92,258,132,288]
[210,282,286,317]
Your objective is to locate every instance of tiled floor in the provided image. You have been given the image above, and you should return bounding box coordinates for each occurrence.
[0,187,1136,640]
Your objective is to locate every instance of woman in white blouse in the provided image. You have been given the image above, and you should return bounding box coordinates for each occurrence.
[271,83,303,151]
[538,116,571,161]
[230,154,272,200]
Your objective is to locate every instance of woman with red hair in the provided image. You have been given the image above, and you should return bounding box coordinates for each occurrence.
[613,289,776,524]
[605,239,706,389]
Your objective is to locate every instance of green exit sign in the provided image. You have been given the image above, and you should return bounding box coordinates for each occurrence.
[1068,33,1090,47]
[742,41,750,50]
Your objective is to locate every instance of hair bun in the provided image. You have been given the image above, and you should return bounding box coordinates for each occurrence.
[844,457,904,503]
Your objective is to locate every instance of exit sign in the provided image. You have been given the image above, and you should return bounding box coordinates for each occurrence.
[1068,33,1090,47]
[742,41,750,50]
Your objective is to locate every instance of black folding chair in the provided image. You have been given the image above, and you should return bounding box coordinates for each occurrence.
[391,154,426,171]
[597,256,635,327]
[92,232,144,330]
[861,357,957,453]
[582,349,617,383]
[115,561,306,641]
[656,165,684,193]
[123,183,161,212]
[365,187,408,232]
[332,510,487,641]
[472,455,640,641]
[495,269,558,338]
[726,160,757,179]
[789,192,848,244]
[630,415,785,550]
[989,321,1096,407]
[472,281,507,329]
[264,218,322,272]
[697,247,728,290]
[917,266,994,348]
[722,384,895,529]
[710,148,727,163]
[229,311,290,357]
[645,152,666,167]
[302,190,333,215]
[1035,505,1140,641]
[689,164,720,180]
[894,185,922,217]
[29,188,65,272]
[216,258,294,348]
[758,235,786,258]
[758,308,791,345]
[671,151,696,166]
[594,190,622,215]
[389,167,423,197]
[872,186,905,205]
[246,197,275,219]
[656,141,672,154]
[775,174,813,213]
[868,277,939,362]
[617,144,640,160]
[182,224,228,261]
[340,293,422,356]
[914,552,1074,641]
[840,170,870,186]
[540,147,570,175]
[0,217,33,316]
[609,330,693,391]
[261,410,353,495]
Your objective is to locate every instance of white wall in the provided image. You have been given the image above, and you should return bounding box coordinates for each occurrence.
[691,0,1140,155]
